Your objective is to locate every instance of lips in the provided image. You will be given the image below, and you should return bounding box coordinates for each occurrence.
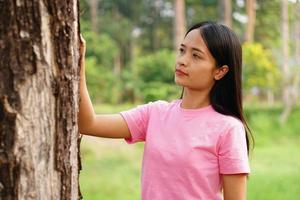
[175,69,188,76]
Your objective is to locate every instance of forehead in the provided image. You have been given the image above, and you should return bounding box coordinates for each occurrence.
[182,29,208,50]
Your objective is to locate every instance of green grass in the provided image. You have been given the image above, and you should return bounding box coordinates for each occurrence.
[245,105,300,146]
[80,139,144,200]
[248,139,300,199]
[80,104,300,199]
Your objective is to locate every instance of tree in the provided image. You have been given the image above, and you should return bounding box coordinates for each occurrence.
[0,1,82,199]
[219,0,232,28]
[292,0,300,103]
[89,0,100,33]
[280,0,291,123]
[245,0,256,42]
[280,0,300,123]
[174,0,186,50]
[254,1,280,48]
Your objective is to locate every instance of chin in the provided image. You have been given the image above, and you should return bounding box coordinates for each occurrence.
[174,78,186,87]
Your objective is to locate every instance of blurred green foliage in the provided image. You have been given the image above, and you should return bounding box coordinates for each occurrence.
[79,0,299,105]
[83,33,121,104]
[242,42,280,91]
[131,49,181,102]
[85,32,119,68]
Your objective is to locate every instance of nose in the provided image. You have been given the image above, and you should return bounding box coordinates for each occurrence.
[176,53,188,67]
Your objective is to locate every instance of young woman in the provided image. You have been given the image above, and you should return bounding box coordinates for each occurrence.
[78,21,253,200]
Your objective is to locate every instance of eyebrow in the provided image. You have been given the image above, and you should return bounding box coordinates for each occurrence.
[180,44,205,55]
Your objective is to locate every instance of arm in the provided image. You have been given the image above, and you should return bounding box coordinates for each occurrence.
[221,174,248,200]
[78,35,131,139]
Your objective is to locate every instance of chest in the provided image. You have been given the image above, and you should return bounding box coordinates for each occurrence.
[144,114,222,169]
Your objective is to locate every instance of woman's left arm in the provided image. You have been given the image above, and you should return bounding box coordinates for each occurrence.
[221,174,248,200]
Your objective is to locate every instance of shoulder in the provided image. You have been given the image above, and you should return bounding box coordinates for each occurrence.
[221,115,244,129]
[145,99,179,112]
[221,117,245,141]
[210,111,245,134]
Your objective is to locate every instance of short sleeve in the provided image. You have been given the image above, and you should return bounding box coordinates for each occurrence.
[119,102,153,144]
[218,121,250,174]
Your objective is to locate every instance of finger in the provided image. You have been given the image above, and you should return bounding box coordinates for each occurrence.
[79,34,86,44]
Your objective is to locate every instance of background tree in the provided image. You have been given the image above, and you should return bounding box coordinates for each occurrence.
[245,0,256,42]
[89,0,100,33]
[280,0,290,123]
[292,0,300,104]
[0,1,81,199]
[279,0,300,122]
[78,0,299,113]
[254,0,280,48]
[219,0,232,28]
[174,0,186,49]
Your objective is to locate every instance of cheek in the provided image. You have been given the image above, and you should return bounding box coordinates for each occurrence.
[192,63,215,79]
[190,65,216,87]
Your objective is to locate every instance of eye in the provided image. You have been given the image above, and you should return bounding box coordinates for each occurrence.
[193,54,201,59]
[178,48,185,54]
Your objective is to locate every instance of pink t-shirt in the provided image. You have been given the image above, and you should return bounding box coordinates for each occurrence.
[120,99,250,200]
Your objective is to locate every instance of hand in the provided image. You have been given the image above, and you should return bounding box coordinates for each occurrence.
[79,34,86,76]
[79,34,86,57]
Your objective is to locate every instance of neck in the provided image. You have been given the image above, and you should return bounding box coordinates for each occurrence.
[180,87,211,109]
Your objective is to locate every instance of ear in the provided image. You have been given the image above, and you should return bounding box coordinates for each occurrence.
[214,65,229,80]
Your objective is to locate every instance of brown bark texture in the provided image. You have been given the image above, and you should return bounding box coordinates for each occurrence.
[0,0,82,199]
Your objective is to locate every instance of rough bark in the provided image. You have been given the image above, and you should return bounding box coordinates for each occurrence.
[174,0,186,50]
[245,0,256,42]
[0,0,82,199]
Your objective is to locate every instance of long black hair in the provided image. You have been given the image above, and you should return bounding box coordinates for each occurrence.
[180,21,254,153]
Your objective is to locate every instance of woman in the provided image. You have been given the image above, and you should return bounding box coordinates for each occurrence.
[78,21,253,200]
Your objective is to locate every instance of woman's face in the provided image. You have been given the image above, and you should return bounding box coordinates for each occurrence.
[174,29,219,91]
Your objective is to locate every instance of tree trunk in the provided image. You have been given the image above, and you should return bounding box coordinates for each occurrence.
[89,0,99,33]
[0,1,82,199]
[245,0,256,42]
[174,0,186,50]
[280,0,291,123]
[219,0,232,28]
[292,0,300,104]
